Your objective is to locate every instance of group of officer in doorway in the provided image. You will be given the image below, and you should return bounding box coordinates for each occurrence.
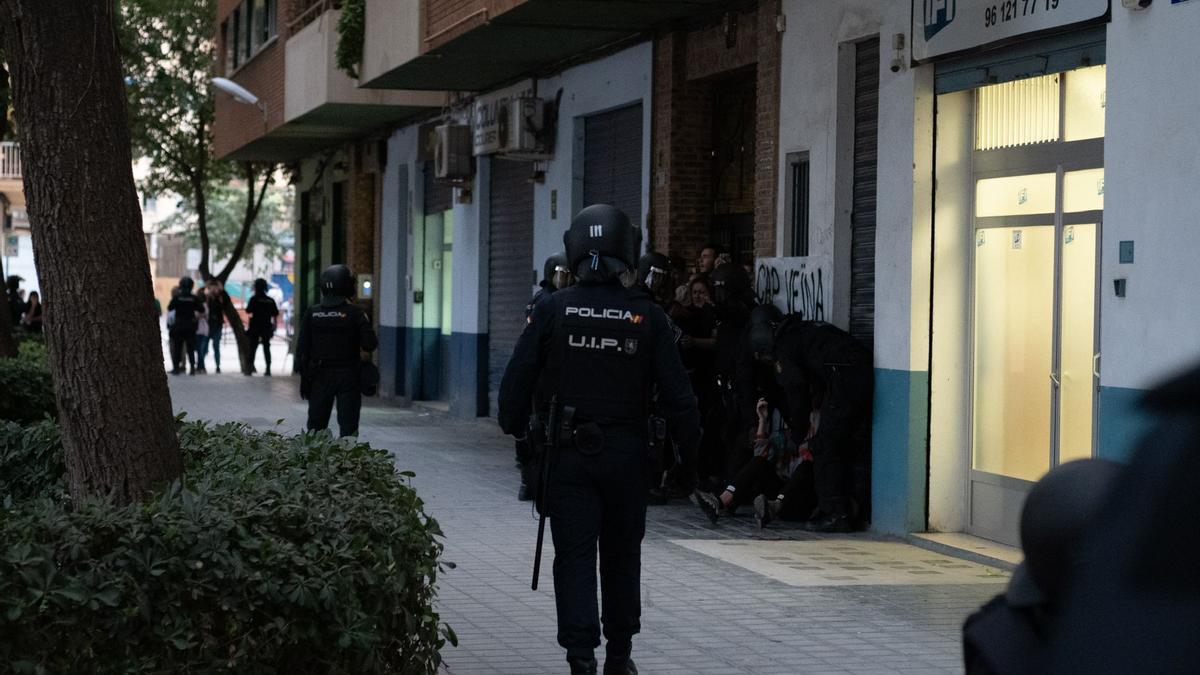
[498,204,873,673]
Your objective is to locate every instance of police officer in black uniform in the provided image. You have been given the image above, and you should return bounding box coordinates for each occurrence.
[245,278,280,376]
[759,315,872,532]
[708,262,755,483]
[634,251,675,310]
[167,276,201,375]
[515,251,576,502]
[499,205,701,675]
[296,264,378,437]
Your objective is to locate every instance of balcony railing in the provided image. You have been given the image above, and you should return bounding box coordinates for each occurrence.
[0,142,20,179]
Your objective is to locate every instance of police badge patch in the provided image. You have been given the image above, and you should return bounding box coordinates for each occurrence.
[624,338,639,355]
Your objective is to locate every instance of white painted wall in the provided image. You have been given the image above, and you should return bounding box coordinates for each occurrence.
[528,42,653,292]
[361,0,422,86]
[777,0,919,372]
[1102,3,1200,388]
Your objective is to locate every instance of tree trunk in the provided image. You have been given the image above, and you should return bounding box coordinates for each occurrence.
[0,255,17,358]
[219,290,256,375]
[215,163,273,376]
[0,0,183,502]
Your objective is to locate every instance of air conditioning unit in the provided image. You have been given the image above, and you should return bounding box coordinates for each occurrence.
[434,123,473,180]
[498,96,555,160]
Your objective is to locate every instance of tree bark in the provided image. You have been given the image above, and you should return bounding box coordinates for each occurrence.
[0,0,183,502]
[0,255,17,358]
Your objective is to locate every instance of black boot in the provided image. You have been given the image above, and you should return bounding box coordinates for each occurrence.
[567,654,597,674]
[802,512,854,533]
[604,641,636,675]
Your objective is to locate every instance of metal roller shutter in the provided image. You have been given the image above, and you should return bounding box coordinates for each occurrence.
[850,39,879,353]
[487,159,535,415]
[584,103,643,227]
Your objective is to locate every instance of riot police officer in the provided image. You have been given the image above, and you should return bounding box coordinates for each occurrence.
[757,315,872,532]
[634,251,674,310]
[296,264,378,437]
[499,205,701,674]
[516,251,576,501]
[167,276,201,375]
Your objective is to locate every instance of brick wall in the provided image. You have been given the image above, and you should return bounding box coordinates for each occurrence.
[754,0,781,258]
[213,0,288,160]
[650,0,782,272]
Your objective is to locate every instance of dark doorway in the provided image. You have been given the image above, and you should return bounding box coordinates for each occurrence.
[710,69,757,266]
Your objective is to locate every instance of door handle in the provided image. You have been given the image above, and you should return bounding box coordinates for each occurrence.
[1050,372,1061,388]
[1093,353,1101,379]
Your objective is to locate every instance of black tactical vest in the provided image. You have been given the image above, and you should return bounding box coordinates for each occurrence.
[548,284,653,424]
[307,301,362,364]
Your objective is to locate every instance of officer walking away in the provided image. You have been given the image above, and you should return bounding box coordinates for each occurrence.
[245,278,280,376]
[761,315,872,532]
[499,205,701,675]
[167,276,201,375]
[296,264,378,437]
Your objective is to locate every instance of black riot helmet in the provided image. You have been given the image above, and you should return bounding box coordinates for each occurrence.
[542,251,574,291]
[709,261,751,306]
[637,251,672,296]
[563,204,641,283]
[1007,459,1122,607]
[320,264,355,299]
[253,278,269,294]
[178,276,194,292]
[748,304,784,361]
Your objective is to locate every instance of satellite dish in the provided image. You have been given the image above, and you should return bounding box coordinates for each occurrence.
[212,77,260,106]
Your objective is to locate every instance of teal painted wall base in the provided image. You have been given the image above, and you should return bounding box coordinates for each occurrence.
[871,368,929,536]
[1097,385,1151,462]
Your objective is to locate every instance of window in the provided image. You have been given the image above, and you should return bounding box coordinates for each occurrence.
[221,20,232,73]
[251,0,265,52]
[787,152,810,256]
[231,10,241,69]
[227,0,277,72]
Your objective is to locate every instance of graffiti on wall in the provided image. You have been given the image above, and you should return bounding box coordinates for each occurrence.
[754,256,833,321]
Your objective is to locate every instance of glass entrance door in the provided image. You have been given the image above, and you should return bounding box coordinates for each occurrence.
[968,174,1101,545]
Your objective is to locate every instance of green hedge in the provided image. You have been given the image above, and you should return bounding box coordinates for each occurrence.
[0,341,55,424]
[0,421,454,673]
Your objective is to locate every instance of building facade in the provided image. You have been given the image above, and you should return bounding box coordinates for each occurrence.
[213,0,1200,547]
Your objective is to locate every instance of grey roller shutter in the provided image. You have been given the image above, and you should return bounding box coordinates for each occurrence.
[850,38,879,354]
[584,103,643,228]
[488,159,535,415]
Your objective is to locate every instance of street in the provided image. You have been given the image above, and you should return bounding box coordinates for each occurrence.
[169,371,1007,675]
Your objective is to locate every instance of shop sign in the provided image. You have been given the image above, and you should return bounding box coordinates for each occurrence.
[472,97,507,156]
[754,256,832,322]
[912,0,1110,61]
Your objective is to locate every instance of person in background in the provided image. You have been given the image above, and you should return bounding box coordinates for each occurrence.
[963,459,1122,674]
[6,274,26,325]
[167,276,201,375]
[205,281,226,374]
[193,296,210,374]
[245,278,279,376]
[21,290,43,333]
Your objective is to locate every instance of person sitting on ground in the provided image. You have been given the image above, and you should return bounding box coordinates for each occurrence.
[961,458,1122,674]
[694,397,818,527]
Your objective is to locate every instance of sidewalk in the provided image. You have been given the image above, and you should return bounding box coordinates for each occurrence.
[168,373,1007,674]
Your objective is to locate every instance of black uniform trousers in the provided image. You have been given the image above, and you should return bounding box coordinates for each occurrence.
[548,425,646,657]
[306,365,362,437]
[808,363,873,516]
[169,331,196,373]
[249,331,273,369]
